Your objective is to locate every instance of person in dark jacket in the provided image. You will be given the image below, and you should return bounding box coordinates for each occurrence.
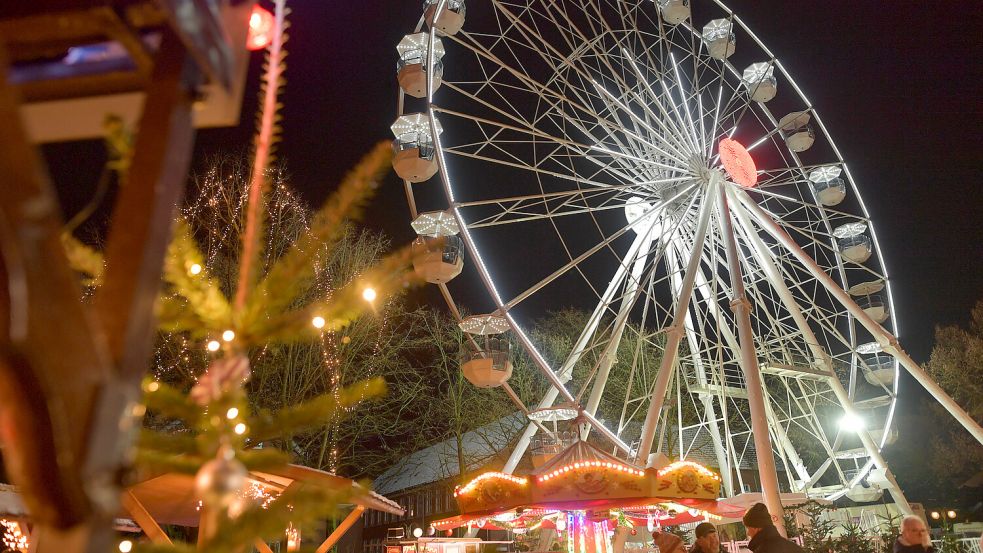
[893,515,936,553]
[690,522,720,553]
[742,503,804,553]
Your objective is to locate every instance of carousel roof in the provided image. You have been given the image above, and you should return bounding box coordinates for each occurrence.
[531,439,641,476]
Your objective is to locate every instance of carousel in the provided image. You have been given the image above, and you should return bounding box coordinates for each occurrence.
[431,437,744,553]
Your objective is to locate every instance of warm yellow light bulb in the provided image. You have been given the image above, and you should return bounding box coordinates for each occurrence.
[189,263,202,275]
[119,540,133,553]
[947,510,956,519]
[312,316,326,329]
[226,407,239,420]
[222,329,235,342]
[207,340,221,352]
[234,423,247,435]
[362,287,377,302]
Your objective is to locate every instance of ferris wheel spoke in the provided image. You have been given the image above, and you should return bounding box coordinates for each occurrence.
[500,184,699,311]
[492,1,698,166]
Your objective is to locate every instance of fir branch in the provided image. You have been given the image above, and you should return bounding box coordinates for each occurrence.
[248,240,419,344]
[143,379,205,423]
[156,295,209,336]
[132,449,205,475]
[241,141,393,331]
[248,378,386,443]
[238,448,291,472]
[60,233,104,285]
[234,0,289,314]
[137,429,197,455]
[163,219,232,331]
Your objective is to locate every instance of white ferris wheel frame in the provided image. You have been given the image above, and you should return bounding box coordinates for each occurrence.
[396,0,983,519]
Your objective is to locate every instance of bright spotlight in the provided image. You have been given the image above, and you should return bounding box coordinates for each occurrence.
[838,413,865,432]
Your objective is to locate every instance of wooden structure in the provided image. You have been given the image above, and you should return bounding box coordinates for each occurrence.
[122,464,405,552]
[0,1,253,551]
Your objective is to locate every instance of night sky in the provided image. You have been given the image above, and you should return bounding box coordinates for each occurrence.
[42,0,981,484]
[193,0,982,361]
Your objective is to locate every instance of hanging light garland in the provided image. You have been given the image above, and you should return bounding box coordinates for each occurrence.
[537,460,644,482]
[1,519,28,552]
[454,472,528,497]
[656,461,721,481]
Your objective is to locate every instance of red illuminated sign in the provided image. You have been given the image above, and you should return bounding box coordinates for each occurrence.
[718,138,757,188]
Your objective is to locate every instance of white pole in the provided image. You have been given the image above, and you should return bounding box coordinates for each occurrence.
[666,241,735,496]
[735,190,983,446]
[503,233,651,472]
[636,180,717,465]
[582,232,655,439]
[728,189,913,513]
[715,179,786,536]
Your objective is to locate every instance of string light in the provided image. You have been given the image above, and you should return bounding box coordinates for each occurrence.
[656,461,721,481]
[207,340,221,352]
[226,407,239,419]
[189,263,203,275]
[454,472,528,497]
[222,330,236,342]
[234,423,247,435]
[1,519,28,552]
[118,540,133,553]
[362,287,377,302]
[537,460,644,482]
[312,316,326,329]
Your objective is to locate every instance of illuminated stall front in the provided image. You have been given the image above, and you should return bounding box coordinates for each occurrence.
[433,440,731,553]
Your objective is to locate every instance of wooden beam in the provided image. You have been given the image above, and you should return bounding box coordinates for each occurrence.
[254,539,275,553]
[82,26,197,498]
[0,39,110,532]
[315,506,365,553]
[119,491,172,545]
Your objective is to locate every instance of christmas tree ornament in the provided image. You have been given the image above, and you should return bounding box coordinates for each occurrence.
[195,447,248,509]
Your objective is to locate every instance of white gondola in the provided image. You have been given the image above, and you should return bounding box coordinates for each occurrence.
[863,354,895,386]
[846,484,883,503]
[808,165,847,206]
[835,222,871,264]
[656,0,690,25]
[410,210,464,284]
[424,0,466,36]
[391,113,442,183]
[742,62,777,103]
[779,111,815,152]
[397,33,445,98]
[460,315,512,388]
[849,280,890,323]
[703,19,735,60]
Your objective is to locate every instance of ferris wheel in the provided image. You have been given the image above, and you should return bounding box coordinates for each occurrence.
[391,0,983,514]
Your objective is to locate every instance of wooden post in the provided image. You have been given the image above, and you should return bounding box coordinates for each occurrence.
[316,506,365,553]
[119,491,173,545]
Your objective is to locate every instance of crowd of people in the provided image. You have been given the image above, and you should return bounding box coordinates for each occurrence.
[649,503,942,553]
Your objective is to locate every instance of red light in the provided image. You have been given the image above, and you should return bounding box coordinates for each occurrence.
[247,5,275,51]
[718,138,758,188]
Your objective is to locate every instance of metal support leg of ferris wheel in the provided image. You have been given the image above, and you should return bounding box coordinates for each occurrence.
[727,188,914,513]
[581,230,656,440]
[715,178,787,536]
[636,179,717,466]
[665,242,735,497]
[502,231,652,473]
[734,191,983,447]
